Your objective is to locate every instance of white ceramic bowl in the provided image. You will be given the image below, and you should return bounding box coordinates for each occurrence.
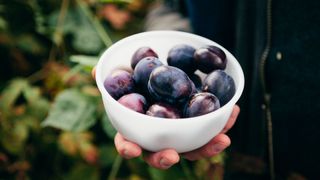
[96,30,244,153]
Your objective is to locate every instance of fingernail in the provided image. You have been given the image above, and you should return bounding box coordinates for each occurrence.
[160,158,171,168]
[211,144,225,153]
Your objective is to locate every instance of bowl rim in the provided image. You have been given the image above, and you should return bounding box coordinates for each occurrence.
[96,30,245,122]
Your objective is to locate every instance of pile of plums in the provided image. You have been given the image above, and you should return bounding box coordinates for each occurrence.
[103,44,235,119]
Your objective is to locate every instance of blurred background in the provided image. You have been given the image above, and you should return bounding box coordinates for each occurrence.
[0,0,231,179]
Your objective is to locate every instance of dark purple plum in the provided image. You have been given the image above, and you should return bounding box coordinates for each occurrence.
[203,70,235,106]
[146,102,181,118]
[117,93,148,114]
[148,66,193,104]
[167,44,197,74]
[133,57,163,92]
[104,69,135,100]
[194,45,227,73]
[131,46,158,69]
[184,92,220,118]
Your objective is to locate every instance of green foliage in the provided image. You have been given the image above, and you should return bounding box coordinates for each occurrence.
[48,4,105,54]
[70,55,99,68]
[148,166,187,180]
[69,55,99,73]
[0,79,29,111]
[64,163,100,180]
[98,144,118,166]
[42,89,98,132]
[102,114,117,138]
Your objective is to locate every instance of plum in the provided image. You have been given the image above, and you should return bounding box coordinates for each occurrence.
[203,70,235,106]
[118,93,148,114]
[131,46,158,69]
[167,44,197,74]
[146,102,181,118]
[194,45,227,73]
[184,92,220,118]
[104,69,135,100]
[133,57,163,92]
[148,66,193,104]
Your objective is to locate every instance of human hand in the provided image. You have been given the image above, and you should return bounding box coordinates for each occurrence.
[92,67,240,169]
[113,105,239,169]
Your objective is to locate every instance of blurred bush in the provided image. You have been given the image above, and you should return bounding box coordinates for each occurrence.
[0,0,225,179]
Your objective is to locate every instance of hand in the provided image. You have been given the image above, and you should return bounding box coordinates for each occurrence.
[92,67,240,169]
[114,105,239,169]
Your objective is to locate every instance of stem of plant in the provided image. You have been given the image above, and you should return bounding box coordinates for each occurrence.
[76,0,113,47]
[107,154,123,180]
[49,0,69,62]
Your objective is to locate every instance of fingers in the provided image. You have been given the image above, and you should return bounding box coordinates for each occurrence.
[221,105,240,134]
[91,66,96,79]
[114,133,142,159]
[143,149,180,169]
[113,106,239,167]
[182,134,231,161]
[114,133,180,169]
[181,105,239,161]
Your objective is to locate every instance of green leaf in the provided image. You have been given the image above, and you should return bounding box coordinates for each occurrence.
[1,120,29,154]
[48,6,104,54]
[72,27,104,53]
[41,89,97,132]
[26,98,50,119]
[22,85,41,103]
[0,78,28,111]
[21,115,40,132]
[101,113,117,138]
[0,17,8,30]
[70,55,98,68]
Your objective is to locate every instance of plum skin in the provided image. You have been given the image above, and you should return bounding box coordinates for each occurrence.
[131,46,158,69]
[117,93,148,114]
[148,66,193,104]
[183,92,220,118]
[194,45,227,73]
[133,56,163,93]
[146,102,181,118]
[103,69,135,100]
[202,70,235,106]
[167,44,197,74]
